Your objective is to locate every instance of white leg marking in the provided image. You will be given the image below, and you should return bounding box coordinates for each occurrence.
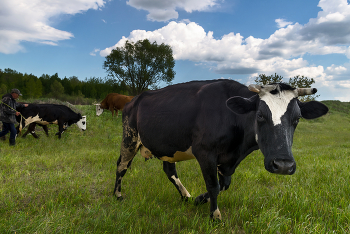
[171,175,191,197]
[213,208,222,220]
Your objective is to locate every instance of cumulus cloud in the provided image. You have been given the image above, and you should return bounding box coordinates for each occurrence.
[326,64,347,74]
[0,0,105,54]
[126,0,218,21]
[275,19,293,28]
[101,0,350,91]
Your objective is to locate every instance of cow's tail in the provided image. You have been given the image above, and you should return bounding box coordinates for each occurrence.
[18,115,30,132]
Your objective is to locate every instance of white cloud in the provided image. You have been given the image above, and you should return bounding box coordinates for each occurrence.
[90,49,101,56]
[126,0,218,21]
[326,64,347,74]
[275,19,293,28]
[0,0,105,54]
[101,0,350,94]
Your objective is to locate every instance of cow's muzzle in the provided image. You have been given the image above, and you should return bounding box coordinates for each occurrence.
[269,159,296,175]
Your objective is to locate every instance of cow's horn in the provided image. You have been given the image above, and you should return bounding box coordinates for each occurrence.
[248,84,261,93]
[297,88,317,96]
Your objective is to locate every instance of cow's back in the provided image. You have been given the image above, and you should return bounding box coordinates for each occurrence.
[101,93,119,109]
[123,80,254,157]
[113,95,134,110]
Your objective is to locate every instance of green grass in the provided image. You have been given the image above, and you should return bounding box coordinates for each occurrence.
[1,103,350,233]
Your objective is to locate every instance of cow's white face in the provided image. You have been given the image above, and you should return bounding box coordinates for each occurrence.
[95,104,104,116]
[76,115,86,130]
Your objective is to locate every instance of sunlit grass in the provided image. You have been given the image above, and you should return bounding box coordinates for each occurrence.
[1,103,350,233]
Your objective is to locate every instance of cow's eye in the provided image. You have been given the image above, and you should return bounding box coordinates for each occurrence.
[257,112,264,122]
[293,116,301,126]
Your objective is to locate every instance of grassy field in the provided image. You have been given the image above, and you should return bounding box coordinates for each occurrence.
[1,100,350,233]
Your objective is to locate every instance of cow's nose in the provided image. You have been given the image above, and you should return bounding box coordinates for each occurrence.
[271,159,296,175]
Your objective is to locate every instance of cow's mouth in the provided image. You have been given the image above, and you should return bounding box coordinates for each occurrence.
[267,159,296,175]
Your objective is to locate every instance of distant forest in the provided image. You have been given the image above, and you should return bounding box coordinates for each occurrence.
[0,68,128,103]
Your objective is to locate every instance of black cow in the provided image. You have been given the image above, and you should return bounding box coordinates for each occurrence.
[113,80,328,219]
[16,104,86,139]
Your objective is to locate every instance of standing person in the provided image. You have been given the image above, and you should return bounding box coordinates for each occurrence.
[0,89,28,146]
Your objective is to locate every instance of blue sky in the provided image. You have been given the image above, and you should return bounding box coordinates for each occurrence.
[1,0,350,101]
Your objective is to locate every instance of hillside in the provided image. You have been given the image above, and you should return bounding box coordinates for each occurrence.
[322,100,350,115]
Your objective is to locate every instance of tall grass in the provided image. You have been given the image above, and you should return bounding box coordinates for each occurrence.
[1,103,350,233]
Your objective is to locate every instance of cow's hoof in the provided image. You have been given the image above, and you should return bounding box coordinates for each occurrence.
[194,195,208,206]
[210,218,224,224]
[117,196,124,201]
[181,196,193,202]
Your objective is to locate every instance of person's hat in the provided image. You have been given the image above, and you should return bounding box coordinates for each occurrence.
[11,88,22,96]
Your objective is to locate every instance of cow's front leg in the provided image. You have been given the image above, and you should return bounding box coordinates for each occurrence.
[163,161,191,200]
[56,122,64,139]
[218,167,232,192]
[194,167,231,206]
[109,107,115,118]
[196,157,221,220]
[41,125,49,136]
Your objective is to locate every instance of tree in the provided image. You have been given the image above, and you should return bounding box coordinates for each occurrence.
[50,80,64,99]
[25,78,37,98]
[254,73,283,85]
[0,83,7,95]
[288,75,319,101]
[103,39,176,95]
[255,73,319,101]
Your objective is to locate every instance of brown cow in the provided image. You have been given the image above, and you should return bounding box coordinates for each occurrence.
[99,93,134,118]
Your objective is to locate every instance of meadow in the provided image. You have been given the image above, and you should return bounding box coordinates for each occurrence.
[1,100,350,233]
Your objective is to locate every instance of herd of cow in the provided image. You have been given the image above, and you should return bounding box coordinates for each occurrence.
[12,80,329,220]
[12,93,132,139]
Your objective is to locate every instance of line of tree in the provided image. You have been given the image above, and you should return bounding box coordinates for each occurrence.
[0,39,176,102]
[0,68,127,101]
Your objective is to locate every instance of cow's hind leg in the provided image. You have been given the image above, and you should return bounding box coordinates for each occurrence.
[163,162,191,200]
[26,123,39,138]
[113,150,136,200]
[113,124,139,199]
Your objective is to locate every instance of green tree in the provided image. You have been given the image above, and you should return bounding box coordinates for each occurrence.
[50,80,65,99]
[0,83,7,95]
[288,75,319,101]
[35,79,43,98]
[25,78,37,98]
[255,73,319,101]
[254,73,283,85]
[103,39,176,95]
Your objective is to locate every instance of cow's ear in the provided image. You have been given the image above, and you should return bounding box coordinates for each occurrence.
[297,100,329,119]
[226,95,258,114]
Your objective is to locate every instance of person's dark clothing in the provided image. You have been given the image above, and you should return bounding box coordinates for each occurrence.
[0,93,24,141]
[0,122,17,139]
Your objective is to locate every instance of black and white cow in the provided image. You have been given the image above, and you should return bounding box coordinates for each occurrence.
[16,104,86,138]
[17,122,49,138]
[113,80,328,219]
